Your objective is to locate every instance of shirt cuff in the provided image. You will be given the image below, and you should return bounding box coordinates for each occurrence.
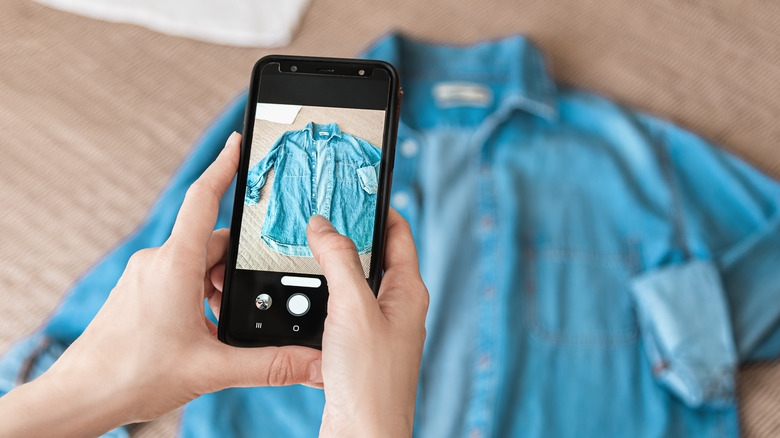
[630,260,737,408]
[244,188,260,205]
[357,164,379,195]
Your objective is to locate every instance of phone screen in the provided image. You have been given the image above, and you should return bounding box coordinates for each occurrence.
[221,58,397,347]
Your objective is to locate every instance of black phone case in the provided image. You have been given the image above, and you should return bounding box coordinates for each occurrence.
[218,55,401,348]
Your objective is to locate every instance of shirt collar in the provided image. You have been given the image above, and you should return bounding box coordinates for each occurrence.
[360,33,558,120]
[304,122,343,141]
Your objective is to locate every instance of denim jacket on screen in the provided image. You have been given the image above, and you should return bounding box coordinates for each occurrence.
[244,122,381,256]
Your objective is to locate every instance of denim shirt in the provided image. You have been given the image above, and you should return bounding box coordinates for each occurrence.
[2,34,779,438]
[244,122,381,256]
[367,34,780,438]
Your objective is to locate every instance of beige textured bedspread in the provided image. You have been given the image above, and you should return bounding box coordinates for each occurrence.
[1,0,778,436]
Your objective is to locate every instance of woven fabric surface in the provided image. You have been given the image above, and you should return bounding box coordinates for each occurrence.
[1,0,778,436]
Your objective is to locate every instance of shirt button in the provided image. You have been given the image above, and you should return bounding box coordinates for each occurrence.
[480,215,493,229]
[469,429,482,438]
[484,286,495,297]
[391,191,410,209]
[400,139,417,158]
[478,354,490,369]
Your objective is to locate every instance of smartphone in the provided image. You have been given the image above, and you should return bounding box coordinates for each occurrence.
[217,55,401,348]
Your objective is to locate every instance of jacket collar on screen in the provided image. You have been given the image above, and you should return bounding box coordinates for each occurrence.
[304,122,343,141]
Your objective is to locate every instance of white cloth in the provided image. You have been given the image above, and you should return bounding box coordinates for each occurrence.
[256,103,302,124]
[34,0,311,47]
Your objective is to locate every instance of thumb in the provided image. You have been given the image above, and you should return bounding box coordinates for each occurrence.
[307,215,373,304]
[211,345,322,389]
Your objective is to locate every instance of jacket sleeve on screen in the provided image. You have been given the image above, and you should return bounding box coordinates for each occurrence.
[357,161,381,194]
[630,121,780,408]
[356,138,382,194]
[245,133,285,205]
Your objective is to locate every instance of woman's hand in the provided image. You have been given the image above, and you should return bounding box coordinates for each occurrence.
[0,130,428,438]
[207,196,429,435]
[0,133,321,438]
[209,209,429,437]
[305,211,429,437]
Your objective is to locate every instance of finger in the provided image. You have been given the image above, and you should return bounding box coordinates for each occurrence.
[202,227,228,309]
[204,315,219,338]
[381,208,424,286]
[206,262,226,318]
[169,132,241,256]
[206,228,230,268]
[204,262,226,317]
[210,263,225,292]
[301,359,323,389]
[306,215,374,306]
[206,289,223,321]
[376,208,428,322]
[209,345,322,389]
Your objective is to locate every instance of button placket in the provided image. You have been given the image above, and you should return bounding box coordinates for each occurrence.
[391,134,420,219]
[310,145,317,211]
[322,146,334,217]
[391,191,410,209]
[400,139,418,158]
[464,132,500,438]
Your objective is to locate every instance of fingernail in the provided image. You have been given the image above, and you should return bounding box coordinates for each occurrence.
[308,359,323,384]
[226,131,240,148]
[309,214,336,233]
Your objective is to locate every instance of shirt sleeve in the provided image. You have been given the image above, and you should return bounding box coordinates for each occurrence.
[245,133,285,205]
[629,121,780,407]
[356,138,382,194]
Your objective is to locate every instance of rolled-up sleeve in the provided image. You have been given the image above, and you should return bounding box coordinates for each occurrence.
[630,121,780,408]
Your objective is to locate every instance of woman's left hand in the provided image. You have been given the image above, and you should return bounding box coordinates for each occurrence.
[0,132,322,438]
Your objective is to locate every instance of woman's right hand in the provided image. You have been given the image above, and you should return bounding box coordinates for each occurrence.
[305,211,429,437]
[209,207,429,437]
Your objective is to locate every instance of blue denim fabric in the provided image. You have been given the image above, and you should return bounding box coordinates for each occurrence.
[369,34,780,438]
[245,121,380,256]
[2,34,779,438]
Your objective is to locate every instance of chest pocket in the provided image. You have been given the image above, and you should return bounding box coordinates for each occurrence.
[282,151,308,178]
[522,242,641,346]
[335,160,358,182]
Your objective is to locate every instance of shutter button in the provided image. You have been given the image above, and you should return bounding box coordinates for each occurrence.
[287,293,310,316]
[255,294,272,310]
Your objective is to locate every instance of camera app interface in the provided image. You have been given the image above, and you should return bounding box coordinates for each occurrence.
[236,103,385,278]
